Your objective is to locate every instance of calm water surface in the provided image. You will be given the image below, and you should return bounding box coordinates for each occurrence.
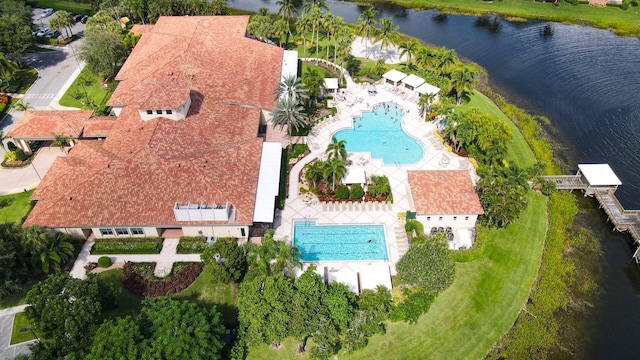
[229,0,640,357]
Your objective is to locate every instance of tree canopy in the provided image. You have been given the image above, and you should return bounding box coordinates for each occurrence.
[201,237,246,283]
[79,29,127,80]
[0,0,34,57]
[396,232,455,293]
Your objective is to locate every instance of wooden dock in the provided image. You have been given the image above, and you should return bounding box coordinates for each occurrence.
[544,171,640,259]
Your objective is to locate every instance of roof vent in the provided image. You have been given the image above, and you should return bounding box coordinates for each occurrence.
[167,71,173,76]
[68,196,73,201]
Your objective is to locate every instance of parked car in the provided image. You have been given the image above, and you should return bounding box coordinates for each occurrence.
[74,14,84,23]
[35,28,49,37]
[40,8,54,18]
[80,15,88,24]
[45,30,61,39]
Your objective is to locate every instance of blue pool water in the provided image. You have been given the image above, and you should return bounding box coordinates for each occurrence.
[333,104,424,165]
[293,221,388,261]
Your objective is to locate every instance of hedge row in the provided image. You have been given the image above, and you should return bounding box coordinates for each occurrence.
[177,236,207,254]
[122,261,202,297]
[91,237,163,254]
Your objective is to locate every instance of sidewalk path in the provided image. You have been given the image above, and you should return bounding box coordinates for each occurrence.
[0,305,34,360]
[70,238,202,279]
[0,147,68,196]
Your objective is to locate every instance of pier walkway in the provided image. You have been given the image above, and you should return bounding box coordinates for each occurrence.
[543,164,640,259]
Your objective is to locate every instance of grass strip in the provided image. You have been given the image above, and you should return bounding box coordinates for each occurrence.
[10,312,36,345]
[28,0,94,15]
[0,190,35,224]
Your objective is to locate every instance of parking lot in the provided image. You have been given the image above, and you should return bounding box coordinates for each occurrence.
[32,8,88,41]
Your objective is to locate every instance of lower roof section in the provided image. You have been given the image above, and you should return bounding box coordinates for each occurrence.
[253,142,282,223]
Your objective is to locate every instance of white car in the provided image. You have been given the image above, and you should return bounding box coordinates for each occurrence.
[41,8,54,18]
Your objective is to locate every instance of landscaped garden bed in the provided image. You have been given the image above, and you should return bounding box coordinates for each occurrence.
[176,236,207,254]
[90,237,163,254]
[121,261,203,297]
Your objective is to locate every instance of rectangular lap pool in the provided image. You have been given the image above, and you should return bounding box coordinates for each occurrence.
[293,220,388,261]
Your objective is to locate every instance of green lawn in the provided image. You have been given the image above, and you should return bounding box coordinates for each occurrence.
[27,0,94,15]
[0,190,35,224]
[459,91,537,169]
[0,68,38,94]
[175,269,237,328]
[10,312,36,345]
[97,269,143,320]
[372,0,640,36]
[58,69,113,109]
[248,191,547,359]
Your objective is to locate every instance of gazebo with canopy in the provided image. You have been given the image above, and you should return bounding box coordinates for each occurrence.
[401,74,425,91]
[382,69,407,86]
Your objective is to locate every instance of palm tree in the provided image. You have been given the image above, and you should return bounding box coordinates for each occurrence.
[21,226,49,257]
[51,133,69,154]
[271,97,308,141]
[38,233,75,273]
[0,131,7,151]
[50,11,75,38]
[13,100,33,112]
[399,40,419,67]
[331,17,346,62]
[302,0,328,14]
[302,67,323,108]
[418,93,436,120]
[296,14,312,58]
[274,75,309,103]
[449,66,477,105]
[309,7,323,60]
[335,27,353,78]
[304,160,327,185]
[321,12,335,61]
[375,18,399,53]
[277,0,299,48]
[326,136,347,161]
[438,48,458,77]
[323,157,347,190]
[357,6,379,60]
[273,18,289,47]
[246,230,301,278]
[414,47,437,71]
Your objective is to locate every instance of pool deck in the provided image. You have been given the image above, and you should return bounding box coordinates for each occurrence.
[273,71,476,275]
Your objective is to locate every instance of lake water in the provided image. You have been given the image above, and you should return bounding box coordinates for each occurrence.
[228,0,640,357]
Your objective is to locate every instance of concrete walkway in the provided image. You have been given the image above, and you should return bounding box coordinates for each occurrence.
[0,305,34,360]
[70,238,202,279]
[0,147,68,196]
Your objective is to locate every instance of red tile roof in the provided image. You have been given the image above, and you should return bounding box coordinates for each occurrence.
[7,110,93,139]
[81,117,117,137]
[24,16,284,229]
[408,170,484,215]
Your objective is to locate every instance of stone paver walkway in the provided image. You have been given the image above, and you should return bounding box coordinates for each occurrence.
[0,305,35,360]
[70,238,201,279]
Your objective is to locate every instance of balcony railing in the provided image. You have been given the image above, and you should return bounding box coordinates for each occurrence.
[174,202,230,222]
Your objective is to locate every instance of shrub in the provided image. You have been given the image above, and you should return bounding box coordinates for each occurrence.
[177,236,207,254]
[0,103,6,113]
[404,220,424,237]
[91,237,163,254]
[6,142,16,151]
[121,261,202,297]
[390,287,436,324]
[621,2,629,10]
[335,185,349,199]
[98,256,111,268]
[84,262,98,273]
[14,148,27,161]
[396,233,455,293]
[349,184,364,199]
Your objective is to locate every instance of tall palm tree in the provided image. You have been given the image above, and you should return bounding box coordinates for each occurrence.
[321,12,335,61]
[335,26,353,78]
[51,133,69,154]
[438,48,458,77]
[449,66,477,105]
[276,0,299,48]
[296,14,312,58]
[325,136,347,161]
[414,47,437,71]
[13,100,33,112]
[418,93,436,120]
[309,7,323,60]
[302,0,328,15]
[399,40,419,67]
[357,6,379,59]
[331,17,346,62]
[21,226,50,257]
[271,97,308,140]
[304,160,327,185]
[375,17,399,53]
[323,157,347,190]
[274,75,309,103]
[302,67,323,108]
[50,11,75,38]
[246,230,301,278]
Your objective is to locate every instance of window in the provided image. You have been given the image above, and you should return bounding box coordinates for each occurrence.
[99,228,114,236]
[146,110,153,115]
[166,109,173,114]
[426,216,431,221]
[130,227,144,235]
[453,216,457,221]
[115,228,129,236]
[464,216,469,221]
[156,110,162,114]
[241,228,246,237]
[438,216,443,221]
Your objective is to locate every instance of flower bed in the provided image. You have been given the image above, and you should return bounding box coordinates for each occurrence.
[90,236,163,254]
[176,236,207,254]
[121,261,202,297]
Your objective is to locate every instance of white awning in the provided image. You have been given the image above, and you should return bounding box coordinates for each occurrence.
[382,69,407,84]
[253,142,282,223]
[327,269,359,294]
[342,167,366,185]
[578,164,622,186]
[359,264,392,292]
[324,78,339,90]
[401,74,425,89]
[416,82,441,95]
[281,50,298,80]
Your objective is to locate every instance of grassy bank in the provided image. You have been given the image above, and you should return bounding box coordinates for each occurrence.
[353,0,640,37]
[0,190,35,224]
[10,312,36,345]
[248,191,547,359]
[27,0,93,15]
[59,69,114,110]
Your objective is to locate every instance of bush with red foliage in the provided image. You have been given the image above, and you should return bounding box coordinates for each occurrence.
[121,261,202,297]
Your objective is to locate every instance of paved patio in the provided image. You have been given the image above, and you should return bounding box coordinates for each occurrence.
[273,66,475,275]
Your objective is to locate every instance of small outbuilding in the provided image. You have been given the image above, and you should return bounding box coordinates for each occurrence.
[323,78,339,95]
[576,164,622,195]
[401,74,425,91]
[382,69,407,86]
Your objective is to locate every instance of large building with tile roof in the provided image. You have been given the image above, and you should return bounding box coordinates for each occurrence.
[18,16,287,240]
[407,170,484,229]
